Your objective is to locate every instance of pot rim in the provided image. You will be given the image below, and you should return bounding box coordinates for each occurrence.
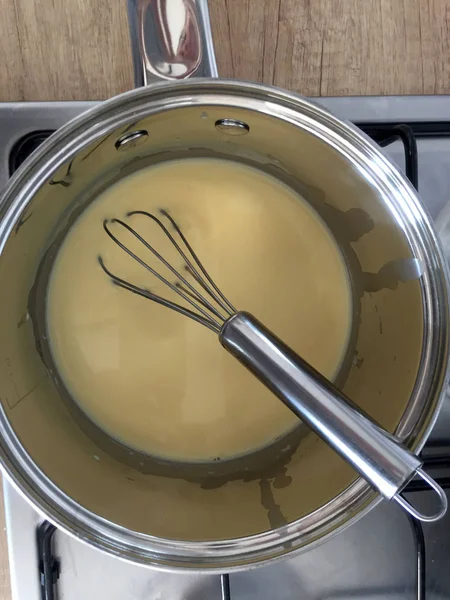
[0,79,449,571]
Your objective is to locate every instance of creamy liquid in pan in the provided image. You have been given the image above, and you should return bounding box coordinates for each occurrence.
[46,159,352,462]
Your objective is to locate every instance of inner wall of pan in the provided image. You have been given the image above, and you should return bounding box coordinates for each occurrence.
[0,103,424,542]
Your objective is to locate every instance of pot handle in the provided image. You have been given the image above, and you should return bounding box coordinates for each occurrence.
[127,0,218,87]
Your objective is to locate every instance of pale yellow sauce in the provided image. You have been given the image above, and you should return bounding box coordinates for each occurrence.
[46,159,352,461]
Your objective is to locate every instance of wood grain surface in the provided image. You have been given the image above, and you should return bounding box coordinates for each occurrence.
[0,0,449,597]
[0,0,449,102]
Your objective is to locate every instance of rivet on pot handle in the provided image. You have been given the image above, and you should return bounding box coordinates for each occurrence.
[220,312,448,523]
[127,0,218,87]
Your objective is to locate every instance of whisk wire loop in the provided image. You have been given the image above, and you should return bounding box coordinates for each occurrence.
[98,211,236,333]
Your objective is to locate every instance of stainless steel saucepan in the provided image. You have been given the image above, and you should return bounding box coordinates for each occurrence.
[0,0,448,571]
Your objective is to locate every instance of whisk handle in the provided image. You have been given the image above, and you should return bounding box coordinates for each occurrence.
[220,312,447,522]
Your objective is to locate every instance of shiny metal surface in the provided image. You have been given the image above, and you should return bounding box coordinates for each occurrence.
[0,0,447,572]
[114,129,149,151]
[127,0,218,86]
[1,97,450,599]
[99,207,446,519]
[0,80,448,570]
[221,312,445,519]
[214,118,250,135]
[98,209,236,333]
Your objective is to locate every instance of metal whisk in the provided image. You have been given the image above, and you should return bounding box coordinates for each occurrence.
[98,209,236,333]
[99,209,447,523]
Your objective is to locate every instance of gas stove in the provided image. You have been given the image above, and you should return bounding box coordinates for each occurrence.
[1,97,450,600]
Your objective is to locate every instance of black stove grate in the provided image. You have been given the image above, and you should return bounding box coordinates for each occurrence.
[9,130,54,176]
[11,124,449,600]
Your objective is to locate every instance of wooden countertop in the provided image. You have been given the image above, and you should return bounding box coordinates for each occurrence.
[0,0,449,597]
[0,0,449,102]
